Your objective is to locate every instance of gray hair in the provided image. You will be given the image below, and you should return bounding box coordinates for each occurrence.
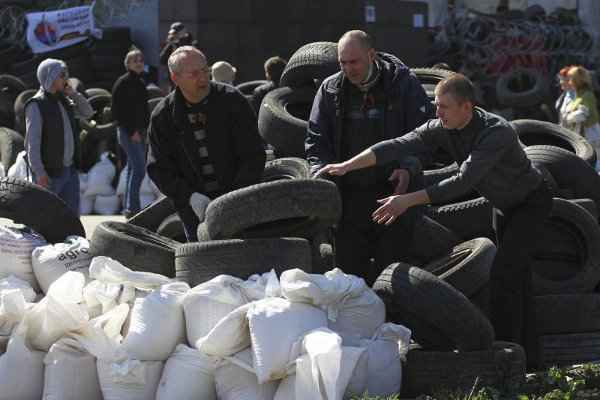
[338,30,373,50]
[124,48,143,69]
[168,46,206,75]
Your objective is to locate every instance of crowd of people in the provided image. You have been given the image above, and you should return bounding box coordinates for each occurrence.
[21,22,600,350]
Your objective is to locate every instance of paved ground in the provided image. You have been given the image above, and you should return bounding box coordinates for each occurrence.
[81,215,126,238]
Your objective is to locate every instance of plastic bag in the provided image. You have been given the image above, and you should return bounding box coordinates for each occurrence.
[0,225,47,291]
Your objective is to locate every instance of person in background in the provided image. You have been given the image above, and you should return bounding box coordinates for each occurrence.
[555,65,575,128]
[112,48,150,217]
[317,73,553,348]
[160,22,197,91]
[211,61,237,85]
[251,56,287,112]
[564,66,600,170]
[25,58,94,215]
[147,46,265,241]
[306,30,432,284]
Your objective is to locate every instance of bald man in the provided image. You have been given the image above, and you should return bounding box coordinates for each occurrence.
[147,46,265,241]
[306,30,433,283]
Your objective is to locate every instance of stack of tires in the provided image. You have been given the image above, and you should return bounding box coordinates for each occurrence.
[258,42,339,159]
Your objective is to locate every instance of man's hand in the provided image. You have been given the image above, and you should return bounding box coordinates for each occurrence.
[314,162,350,178]
[37,175,50,188]
[389,168,410,195]
[372,195,411,225]
[131,131,143,143]
[63,81,75,96]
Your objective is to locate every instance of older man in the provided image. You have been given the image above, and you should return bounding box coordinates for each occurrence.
[147,46,265,241]
[306,30,432,283]
[317,73,553,346]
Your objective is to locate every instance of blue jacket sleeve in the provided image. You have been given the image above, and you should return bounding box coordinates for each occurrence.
[305,83,336,176]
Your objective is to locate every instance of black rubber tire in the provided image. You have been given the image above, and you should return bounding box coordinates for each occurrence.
[280,42,339,88]
[526,145,600,211]
[421,238,497,297]
[533,294,600,335]
[570,198,598,220]
[0,177,85,243]
[373,263,495,351]
[261,157,310,182]
[401,341,526,398]
[410,67,454,101]
[425,197,495,242]
[496,68,549,108]
[127,195,176,232]
[512,119,596,166]
[156,213,186,243]
[146,84,163,99]
[0,127,24,172]
[538,332,600,369]
[175,238,312,286]
[531,198,600,295]
[84,87,111,98]
[12,88,36,135]
[0,74,26,128]
[87,93,112,122]
[257,86,315,158]
[89,221,180,278]
[235,80,269,95]
[410,214,461,265]
[147,97,163,115]
[202,179,341,241]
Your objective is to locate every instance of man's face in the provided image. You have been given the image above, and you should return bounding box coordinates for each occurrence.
[171,52,210,100]
[127,54,145,74]
[435,92,472,129]
[338,41,375,86]
[51,70,68,93]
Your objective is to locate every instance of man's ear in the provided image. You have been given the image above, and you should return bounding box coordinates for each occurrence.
[170,72,177,86]
[367,48,376,63]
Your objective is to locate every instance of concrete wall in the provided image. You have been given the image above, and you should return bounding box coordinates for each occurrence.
[159,0,430,83]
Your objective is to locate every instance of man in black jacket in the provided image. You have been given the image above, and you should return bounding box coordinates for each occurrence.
[147,46,266,241]
[317,73,553,346]
[306,30,433,283]
[159,22,197,91]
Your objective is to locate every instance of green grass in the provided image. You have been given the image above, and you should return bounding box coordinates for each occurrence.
[350,363,600,400]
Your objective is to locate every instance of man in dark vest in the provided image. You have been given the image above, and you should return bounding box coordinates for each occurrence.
[25,58,93,215]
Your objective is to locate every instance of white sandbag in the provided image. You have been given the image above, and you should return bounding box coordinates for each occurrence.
[83,280,123,317]
[0,226,47,291]
[43,337,103,400]
[0,275,36,302]
[156,344,217,400]
[80,194,95,215]
[0,334,45,400]
[94,194,120,215]
[7,151,32,181]
[248,297,328,383]
[215,348,279,400]
[97,358,163,400]
[84,152,116,197]
[32,236,93,294]
[358,323,412,397]
[0,164,5,178]
[122,282,189,361]
[196,302,252,357]
[280,268,385,341]
[19,271,88,351]
[79,172,89,194]
[89,256,171,290]
[182,272,279,346]
[0,289,28,336]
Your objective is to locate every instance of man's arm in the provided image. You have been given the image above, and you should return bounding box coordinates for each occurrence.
[306,83,336,176]
[229,92,266,190]
[24,103,48,186]
[146,112,195,210]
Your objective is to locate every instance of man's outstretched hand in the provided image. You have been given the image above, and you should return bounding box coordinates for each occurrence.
[372,195,411,225]
[315,163,350,178]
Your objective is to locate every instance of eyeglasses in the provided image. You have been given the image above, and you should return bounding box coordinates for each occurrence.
[178,67,210,78]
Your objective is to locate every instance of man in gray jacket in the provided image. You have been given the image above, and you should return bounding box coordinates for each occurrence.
[25,58,93,215]
[317,73,552,347]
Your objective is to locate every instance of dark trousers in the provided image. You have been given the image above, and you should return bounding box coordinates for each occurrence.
[491,180,552,345]
[335,187,421,286]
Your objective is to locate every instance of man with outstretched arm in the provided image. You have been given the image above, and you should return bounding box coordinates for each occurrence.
[317,73,553,347]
